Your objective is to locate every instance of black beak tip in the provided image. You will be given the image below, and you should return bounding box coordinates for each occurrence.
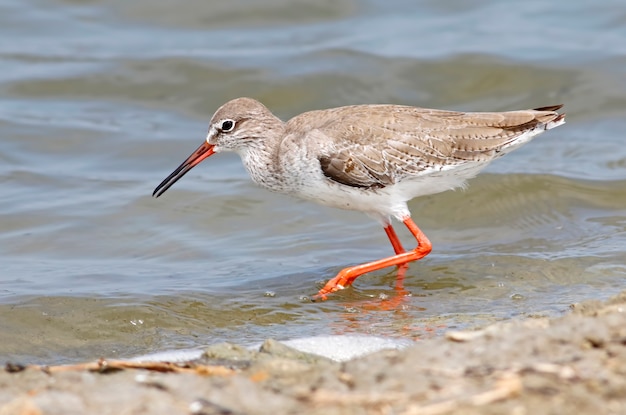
[152,186,165,198]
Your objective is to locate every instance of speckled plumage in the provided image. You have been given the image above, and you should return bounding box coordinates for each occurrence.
[153,97,565,298]
[198,98,564,223]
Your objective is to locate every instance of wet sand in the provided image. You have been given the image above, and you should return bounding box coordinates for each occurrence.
[2,290,625,415]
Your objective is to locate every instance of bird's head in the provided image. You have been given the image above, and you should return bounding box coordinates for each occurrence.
[152,97,281,198]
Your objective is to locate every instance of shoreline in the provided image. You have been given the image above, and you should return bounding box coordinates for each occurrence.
[2,291,625,414]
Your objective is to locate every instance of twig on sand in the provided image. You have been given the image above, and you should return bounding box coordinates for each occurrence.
[15,358,234,376]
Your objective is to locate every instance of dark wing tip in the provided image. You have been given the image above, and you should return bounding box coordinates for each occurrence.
[552,112,566,123]
[533,104,564,112]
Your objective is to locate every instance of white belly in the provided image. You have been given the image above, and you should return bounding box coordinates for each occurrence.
[287,159,490,222]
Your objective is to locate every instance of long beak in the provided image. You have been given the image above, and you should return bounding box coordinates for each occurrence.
[153,141,215,198]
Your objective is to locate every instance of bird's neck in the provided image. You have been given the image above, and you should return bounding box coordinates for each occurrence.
[238,123,290,192]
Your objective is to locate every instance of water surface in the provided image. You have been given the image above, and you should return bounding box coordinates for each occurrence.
[1,0,625,364]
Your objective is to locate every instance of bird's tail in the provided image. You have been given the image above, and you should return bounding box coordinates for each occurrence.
[533,104,566,130]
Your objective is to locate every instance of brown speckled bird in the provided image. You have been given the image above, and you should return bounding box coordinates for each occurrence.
[153,98,565,299]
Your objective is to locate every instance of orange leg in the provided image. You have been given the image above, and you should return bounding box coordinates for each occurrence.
[314,218,432,300]
[384,223,409,291]
[384,224,406,254]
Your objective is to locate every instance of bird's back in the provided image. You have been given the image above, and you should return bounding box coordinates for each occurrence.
[285,104,565,191]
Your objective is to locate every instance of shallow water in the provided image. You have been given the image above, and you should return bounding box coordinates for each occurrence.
[1,0,625,364]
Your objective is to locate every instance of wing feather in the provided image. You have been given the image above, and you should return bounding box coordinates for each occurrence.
[286,104,564,189]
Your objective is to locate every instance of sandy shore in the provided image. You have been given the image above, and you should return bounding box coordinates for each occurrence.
[2,291,625,415]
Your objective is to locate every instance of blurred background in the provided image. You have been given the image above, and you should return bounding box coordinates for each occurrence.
[1,0,625,364]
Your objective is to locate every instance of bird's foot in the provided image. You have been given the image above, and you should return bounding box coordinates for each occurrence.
[311,268,359,301]
[311,247,423,301]
[311,280,345,301]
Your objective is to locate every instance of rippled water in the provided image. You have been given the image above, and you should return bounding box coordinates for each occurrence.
[1,0,625,364]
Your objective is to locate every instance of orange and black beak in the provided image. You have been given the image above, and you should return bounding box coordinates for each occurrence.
[153,141,215,198]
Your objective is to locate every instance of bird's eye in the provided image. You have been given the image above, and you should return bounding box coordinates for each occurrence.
[220,119,235,132]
